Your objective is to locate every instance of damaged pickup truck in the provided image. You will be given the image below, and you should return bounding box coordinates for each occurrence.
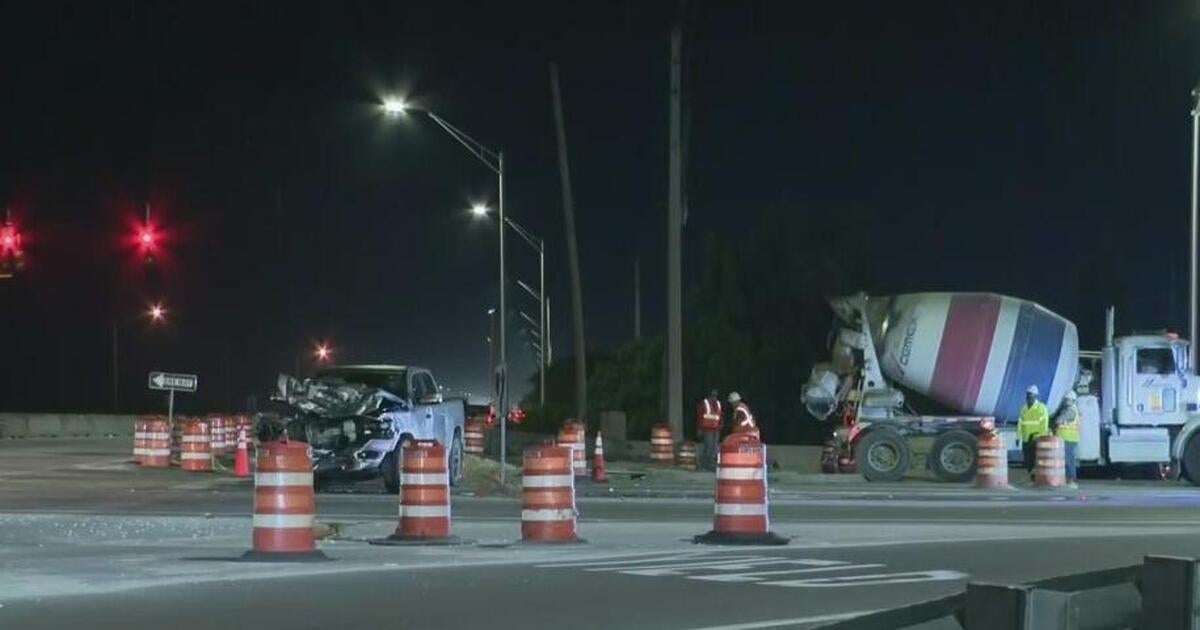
[257,365,465,492]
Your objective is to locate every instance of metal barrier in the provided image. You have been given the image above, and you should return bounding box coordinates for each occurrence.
[811,555,1200,630]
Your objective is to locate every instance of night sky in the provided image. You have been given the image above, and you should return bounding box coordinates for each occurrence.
[2,1,1199,416]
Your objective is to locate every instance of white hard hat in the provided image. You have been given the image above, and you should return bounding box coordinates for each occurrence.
[1025,385,1039,396]
[1064,390,1078,401]
[728,391,742,403]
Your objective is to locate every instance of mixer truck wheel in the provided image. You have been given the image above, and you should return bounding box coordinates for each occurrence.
[1180,436,1200,485]
[930,430,978,483]
[855,428,910,482]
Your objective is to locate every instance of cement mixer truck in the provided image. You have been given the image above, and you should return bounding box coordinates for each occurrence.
[802,292,1200,483]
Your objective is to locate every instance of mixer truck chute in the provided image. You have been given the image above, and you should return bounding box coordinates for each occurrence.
[804,292,1200,483]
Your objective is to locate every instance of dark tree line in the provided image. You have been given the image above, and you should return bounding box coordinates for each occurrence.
[525,206,871,444]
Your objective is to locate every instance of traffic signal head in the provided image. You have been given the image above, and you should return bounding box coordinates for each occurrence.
[0,224,22,256]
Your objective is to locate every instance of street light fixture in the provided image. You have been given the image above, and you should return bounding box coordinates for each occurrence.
[148,303,166,322]
[381,95,511,479]
[314,342,331,362]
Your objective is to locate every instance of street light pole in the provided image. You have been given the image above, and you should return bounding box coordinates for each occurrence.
[1191,83,1199,369]
[382,99,509,479]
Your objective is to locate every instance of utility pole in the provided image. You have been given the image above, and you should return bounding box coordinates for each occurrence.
[634,256,642,341]
[550,63,588,423]
[1190,83,1199,369]
[666,22,684,442]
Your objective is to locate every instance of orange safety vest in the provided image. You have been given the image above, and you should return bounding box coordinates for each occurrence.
[732,402,757,435]
[697,398,723,433]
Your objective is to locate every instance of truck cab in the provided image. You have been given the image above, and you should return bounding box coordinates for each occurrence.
[1077,333,1200,476]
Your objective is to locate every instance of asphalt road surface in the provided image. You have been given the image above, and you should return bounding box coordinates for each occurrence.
[3,439,1199,629]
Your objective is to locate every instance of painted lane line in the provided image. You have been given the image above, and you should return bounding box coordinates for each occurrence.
[537,551,716,568]
[682,609,881,630]
[689,562,886,583]
[763,569,967,588]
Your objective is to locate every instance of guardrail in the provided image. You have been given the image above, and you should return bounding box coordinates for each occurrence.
[812,555,1198,630]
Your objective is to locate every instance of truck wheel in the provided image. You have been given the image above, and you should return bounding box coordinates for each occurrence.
[930,430,978,483]
[855,428,910,482]
[448,431,464,487]
[1182,436,1200,486]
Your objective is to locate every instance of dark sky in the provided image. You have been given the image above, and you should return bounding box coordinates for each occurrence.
[2,1,1198,414]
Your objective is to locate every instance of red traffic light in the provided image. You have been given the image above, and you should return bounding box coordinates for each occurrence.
[0,224,22,256]
[136,224,158,252]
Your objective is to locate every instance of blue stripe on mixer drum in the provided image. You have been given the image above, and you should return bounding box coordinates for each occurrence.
[994,302,1066,422]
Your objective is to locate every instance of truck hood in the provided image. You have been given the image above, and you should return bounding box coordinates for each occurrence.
[274,373,406,418]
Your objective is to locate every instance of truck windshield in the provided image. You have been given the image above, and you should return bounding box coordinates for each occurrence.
[314,369,409,398]
[1136,348,1176,375]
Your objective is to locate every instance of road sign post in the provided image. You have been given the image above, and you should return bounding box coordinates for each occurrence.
[148,371,198,429]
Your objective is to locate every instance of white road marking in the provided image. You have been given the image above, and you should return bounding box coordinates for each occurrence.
[538,551,713,568]
[681,609,881,630]
[586,556,780,575]
[690,562,886,583]
[763,569,967,588]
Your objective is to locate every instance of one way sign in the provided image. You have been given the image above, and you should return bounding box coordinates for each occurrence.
[148,371,198,392]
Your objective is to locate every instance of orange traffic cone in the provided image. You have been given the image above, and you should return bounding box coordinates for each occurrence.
[234,426,251,478]
[591,431,608,483]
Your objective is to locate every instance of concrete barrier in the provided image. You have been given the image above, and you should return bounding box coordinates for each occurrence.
[0,414,137,439]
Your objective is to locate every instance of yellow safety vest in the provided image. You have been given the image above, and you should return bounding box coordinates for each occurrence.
[1055,404,1080,443]
[1018,401,1050,442]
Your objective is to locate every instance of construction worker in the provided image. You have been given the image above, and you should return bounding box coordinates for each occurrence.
[1053,390,1080,488]
[696,389,723,470]
[728,392,759,438]
[1018,384,1051,480]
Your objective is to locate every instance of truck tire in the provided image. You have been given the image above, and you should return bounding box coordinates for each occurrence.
[855,428,911,482]
[930,430,978,483]
[1180,435,1200,485]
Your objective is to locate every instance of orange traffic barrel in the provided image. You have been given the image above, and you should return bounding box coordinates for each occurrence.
[132,417,148,464]
[180,419,212,472]
[678,441,698,470]
[464,418,486,456]
[650,424,675,466]
[242,440,328,561]
[695,433,787,545]
[975,429,1010,489]
[1034,435,1066,488]
[142,418,172,468]
[371,440,466,546]
[521,444,582,543]
[558,420,587,478]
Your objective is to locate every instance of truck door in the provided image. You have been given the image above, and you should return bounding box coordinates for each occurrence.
[1121,344,1185,426]
[410,371,438,439]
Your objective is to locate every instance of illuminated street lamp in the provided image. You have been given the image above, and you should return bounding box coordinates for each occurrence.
[381,95,511,479]
[111,301,168,411]
[314,342,331,362]
[148,303,166,322]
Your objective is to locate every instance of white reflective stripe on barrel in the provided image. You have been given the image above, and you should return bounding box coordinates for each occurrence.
[717,467,764,480]
[650,438,673,445]
[464,432,484,438]
[399,504,451,518]
[181,435,210,443]
[255,472,313,487]
[714,503,768,516]
[133,448,146,455]
[521,508,575,522]
[401,472,448,486]
[180,452,212,460]
[145,432,171,440]
[252,513,315,529]
[522,474,574,488]
[143,448,171,456]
